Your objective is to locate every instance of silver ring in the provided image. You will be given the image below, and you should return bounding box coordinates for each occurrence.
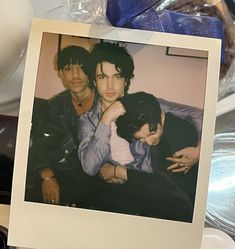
[178,163,184,168]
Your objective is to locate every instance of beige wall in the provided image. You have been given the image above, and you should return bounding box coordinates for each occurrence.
[35,32,208,109]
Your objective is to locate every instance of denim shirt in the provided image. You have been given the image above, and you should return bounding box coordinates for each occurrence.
[78,97,203,176]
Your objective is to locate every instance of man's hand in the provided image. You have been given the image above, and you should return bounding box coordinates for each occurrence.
[166,145,200,174]
[101,101,126,125]
[41,178,60,204]
[100,163,116,181]
[40,168,60,204]
[100,163,127,183]
[106,177,125,184]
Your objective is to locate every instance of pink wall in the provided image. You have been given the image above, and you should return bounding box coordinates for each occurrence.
[35,32,207,109]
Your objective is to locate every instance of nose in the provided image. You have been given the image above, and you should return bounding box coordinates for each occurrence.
[107,77,114,89]
[145,136,155,146]
[145,137,152,145]
[72,65,82,78]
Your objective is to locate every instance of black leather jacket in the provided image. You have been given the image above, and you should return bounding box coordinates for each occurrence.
[27,89,99,177]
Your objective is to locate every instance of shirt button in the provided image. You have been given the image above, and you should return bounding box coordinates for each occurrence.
[65,149,69,154]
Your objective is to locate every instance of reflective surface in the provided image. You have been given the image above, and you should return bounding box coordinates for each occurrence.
[206,132,235,239]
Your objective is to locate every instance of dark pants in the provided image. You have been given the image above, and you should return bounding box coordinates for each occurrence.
[163,164,198,205]
[93,170,194,222]
[25,165,99,208]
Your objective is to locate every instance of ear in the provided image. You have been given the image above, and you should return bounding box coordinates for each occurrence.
[160,111,165,126]
[58,70,64,80]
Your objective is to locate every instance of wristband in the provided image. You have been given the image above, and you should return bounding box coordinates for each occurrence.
[42,176,55,181]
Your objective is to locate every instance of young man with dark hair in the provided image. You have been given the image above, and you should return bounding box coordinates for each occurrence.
[26,45,99,206]
[78,41,202,221]
[116,92,199,203]
[79,42,201,177]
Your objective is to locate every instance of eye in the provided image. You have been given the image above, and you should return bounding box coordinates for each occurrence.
[64,65,72,72]
[97,75,106,80]
[115,74,123,79]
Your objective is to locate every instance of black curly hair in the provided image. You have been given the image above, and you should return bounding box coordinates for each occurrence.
[57,45,91,73]
[89,42,134,94]
[116,92,161,142]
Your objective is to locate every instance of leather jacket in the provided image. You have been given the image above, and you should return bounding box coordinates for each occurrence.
[27,89,99,177]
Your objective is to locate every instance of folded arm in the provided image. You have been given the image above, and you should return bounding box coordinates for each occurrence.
[78,113,112,176]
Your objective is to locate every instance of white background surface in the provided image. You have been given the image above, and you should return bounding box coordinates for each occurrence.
[0,0,62,116]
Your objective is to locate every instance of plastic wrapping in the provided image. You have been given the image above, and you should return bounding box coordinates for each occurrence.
[44,0,109,25]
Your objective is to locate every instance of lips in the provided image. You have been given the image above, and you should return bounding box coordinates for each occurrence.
[72,81,83,85]
[105,91,116,97]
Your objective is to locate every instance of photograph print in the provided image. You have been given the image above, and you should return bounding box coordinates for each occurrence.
[24,30,207,222]
[8,19,221,249]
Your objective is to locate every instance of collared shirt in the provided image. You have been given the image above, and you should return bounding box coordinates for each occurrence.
[78,101,152,176]
[72,89,95,115]
[78,97,203,176]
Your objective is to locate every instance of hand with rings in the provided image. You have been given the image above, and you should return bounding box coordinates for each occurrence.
[167,162,189,174]
[166,146,200,174]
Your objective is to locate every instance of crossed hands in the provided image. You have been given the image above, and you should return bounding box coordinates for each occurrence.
[99,163,127,184]
[166,145,200,174]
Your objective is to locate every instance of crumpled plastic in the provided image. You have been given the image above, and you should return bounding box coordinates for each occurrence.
[44,0,109,25]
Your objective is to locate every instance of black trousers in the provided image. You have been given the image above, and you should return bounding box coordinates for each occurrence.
[25,165,99,207]
[93,170,194,222]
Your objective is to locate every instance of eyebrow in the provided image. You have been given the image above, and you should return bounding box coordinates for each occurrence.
[96,72,122,77]
[96,73,107,77]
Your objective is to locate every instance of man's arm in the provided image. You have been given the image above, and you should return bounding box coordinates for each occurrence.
[78,101,127,176]
[158,97,203,137]
[27,98,60,204]
[158,98,202,170]
[78,112,111,176]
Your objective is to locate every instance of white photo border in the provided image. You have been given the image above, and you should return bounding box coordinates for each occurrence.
[8,18,221,249]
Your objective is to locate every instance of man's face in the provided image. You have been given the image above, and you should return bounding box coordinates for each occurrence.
[94,62,126,106]
[60,63,89,97]
[133,123,163,146]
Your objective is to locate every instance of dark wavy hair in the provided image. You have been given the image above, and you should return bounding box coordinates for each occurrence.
[116,92,161,142]
[89,42,134,94]
[57,45,91,73]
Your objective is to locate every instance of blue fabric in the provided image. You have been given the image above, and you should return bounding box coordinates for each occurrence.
[106,0,161,26]
[106,2,225,63]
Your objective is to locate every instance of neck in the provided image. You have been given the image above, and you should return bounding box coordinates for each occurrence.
[100,99,113,112]
[72,88,91,102]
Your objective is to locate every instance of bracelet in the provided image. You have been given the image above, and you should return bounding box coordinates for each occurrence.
[114,165,117,178]
[42,176,55,181]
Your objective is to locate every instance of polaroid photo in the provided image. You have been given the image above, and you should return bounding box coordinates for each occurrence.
[8,18,221,249]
